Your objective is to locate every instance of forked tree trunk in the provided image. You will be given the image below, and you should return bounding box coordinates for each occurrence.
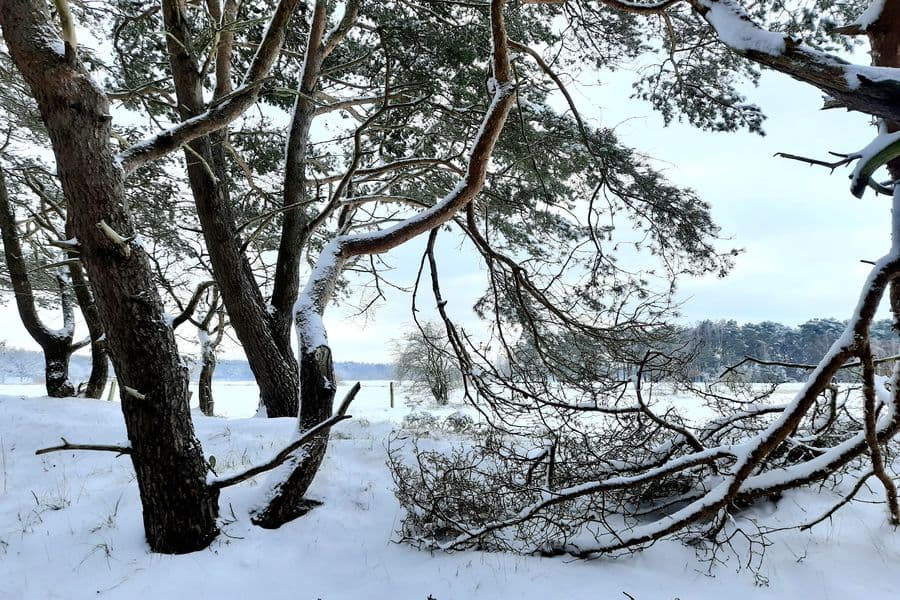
[161,1,301,418]
[0,0,218,553]
[0,168,75,397]
[182,135,300,417]
[254,0,514,527]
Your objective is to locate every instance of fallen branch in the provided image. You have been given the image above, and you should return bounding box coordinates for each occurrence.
[209,382,361,490]
[36,437,131,456]
[800,470,875,531]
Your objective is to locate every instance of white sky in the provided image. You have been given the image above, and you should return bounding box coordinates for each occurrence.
[0,52,892,364]
[320,66,889,362]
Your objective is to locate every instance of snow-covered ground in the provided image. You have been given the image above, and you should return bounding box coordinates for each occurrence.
[1,381,898,599]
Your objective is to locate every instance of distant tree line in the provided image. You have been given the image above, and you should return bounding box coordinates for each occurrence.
[685,319,900,381]
[0,348,392,383]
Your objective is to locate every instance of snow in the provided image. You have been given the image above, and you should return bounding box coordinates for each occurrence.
[1,383,900,598]
[47,39,66,57]
[853,0,887,30]
[293,240,343,352]
[699,0,786,56]
[842,63,900,91]
[848,130,900,197]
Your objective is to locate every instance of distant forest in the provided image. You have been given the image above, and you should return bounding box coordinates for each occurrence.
[0,349,393,383]
[686,318,900,381]
[3,318,897,385]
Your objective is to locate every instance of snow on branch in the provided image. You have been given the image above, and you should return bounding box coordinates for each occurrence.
[116,0,306,175]
[292,0,517,351]
[116,80,268,176]
[438,446,739,551]
[584,0,900,122]
[412,251,900,556]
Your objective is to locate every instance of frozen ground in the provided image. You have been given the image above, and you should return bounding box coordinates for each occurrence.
[0,381,898,599]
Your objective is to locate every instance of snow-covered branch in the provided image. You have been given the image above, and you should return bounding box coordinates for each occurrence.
[116,0,306,175]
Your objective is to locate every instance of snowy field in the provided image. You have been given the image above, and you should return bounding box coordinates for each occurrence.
[1,381,899,599]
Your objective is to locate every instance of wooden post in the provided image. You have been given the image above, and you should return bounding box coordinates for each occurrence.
[389,381,394,408]
[106,378,118,402]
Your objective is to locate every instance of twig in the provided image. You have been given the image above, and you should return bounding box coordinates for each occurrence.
[800,470,875,531]
[27,258,81,273]
[719,353,900,379]
[774,151,854,172]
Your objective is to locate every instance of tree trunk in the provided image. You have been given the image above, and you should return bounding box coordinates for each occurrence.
[161,0,300,418]
[43,342,75,397]
[182,135,300,417]
[198,348,216,417]
[0,1,219,553]
[0,167,75,397]
[252,345,336,527]
[865,3,900,336]
[68,259,108,398]
[269,0,329,348]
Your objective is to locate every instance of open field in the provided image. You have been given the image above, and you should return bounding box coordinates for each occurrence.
[0,382,897,599]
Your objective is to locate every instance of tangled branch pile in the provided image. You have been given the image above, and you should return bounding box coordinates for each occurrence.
[390,254,900,559]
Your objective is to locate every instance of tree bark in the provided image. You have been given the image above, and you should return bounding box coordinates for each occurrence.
[0,0,218,553]
[42,337,75,397]
[252,345,335,527]
[198,355,216,417]
[67,259,108,398]
[269,0,329,348]
[864,1,900,178]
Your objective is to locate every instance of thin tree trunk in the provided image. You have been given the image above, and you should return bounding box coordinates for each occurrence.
[198,346,216,416]
[183,134,300,417]
[0,0,219,553]
[68,259,107,398]
[268,0,329,348]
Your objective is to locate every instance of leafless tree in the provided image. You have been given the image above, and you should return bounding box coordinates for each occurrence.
[393,322,462,406]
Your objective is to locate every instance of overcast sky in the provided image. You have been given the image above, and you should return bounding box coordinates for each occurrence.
[322,66,887,362]
[0,57,891,364]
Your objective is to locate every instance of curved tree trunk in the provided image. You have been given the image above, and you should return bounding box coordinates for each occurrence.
[252,345,335,527]
[253,0,514,527]
[0,168,76,397]
[0,0,218,553]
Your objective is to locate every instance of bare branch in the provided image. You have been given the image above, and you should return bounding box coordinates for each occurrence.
[210,382,361,490]
[36,437,131,456]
